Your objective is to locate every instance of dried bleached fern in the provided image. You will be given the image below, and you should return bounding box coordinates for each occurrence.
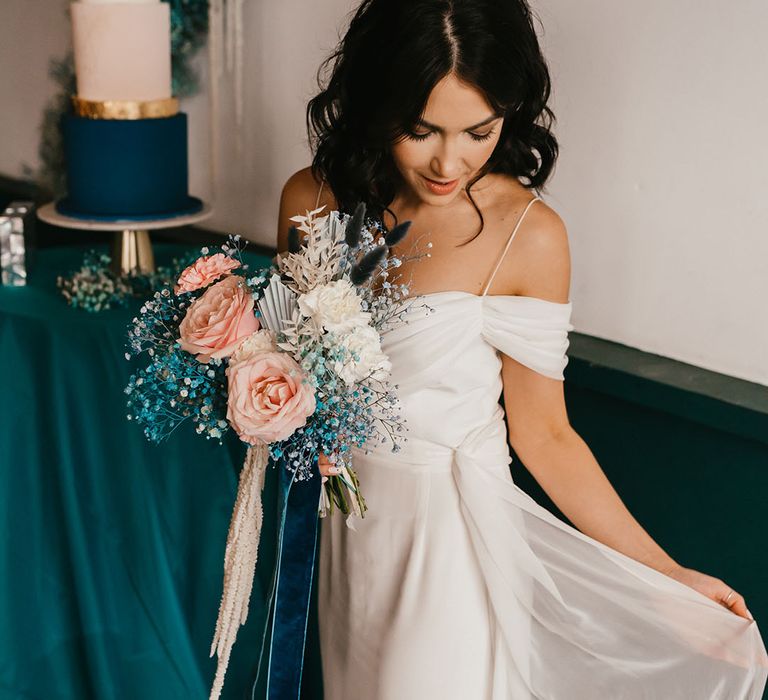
[281,206,348,293]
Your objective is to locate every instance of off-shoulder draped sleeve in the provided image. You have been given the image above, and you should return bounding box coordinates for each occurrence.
[481,296,574,380]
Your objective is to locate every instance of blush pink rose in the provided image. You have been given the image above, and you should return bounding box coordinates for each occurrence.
[226,351,316,444]
[178,275,260,363]
[174,253,240,294]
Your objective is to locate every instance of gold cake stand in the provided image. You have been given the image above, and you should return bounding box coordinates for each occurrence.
[36,201,214,276]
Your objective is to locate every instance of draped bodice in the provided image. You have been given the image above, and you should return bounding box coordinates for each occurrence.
[374,291,574,450]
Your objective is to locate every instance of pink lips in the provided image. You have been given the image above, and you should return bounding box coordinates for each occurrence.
[422,175,459,195]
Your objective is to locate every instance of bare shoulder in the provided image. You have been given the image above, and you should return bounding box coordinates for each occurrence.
[281,166,320,203]
[523,198,570,263]
[514,197,571,303]
[276,166,338,253]
[490,183,571,303]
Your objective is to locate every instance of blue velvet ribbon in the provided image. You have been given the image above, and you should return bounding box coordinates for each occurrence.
[253,455,321,699]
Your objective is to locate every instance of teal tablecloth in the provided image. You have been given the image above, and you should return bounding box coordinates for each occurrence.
[0,244,322,699]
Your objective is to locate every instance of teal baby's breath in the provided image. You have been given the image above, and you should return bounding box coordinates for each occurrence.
[124,212,428,515]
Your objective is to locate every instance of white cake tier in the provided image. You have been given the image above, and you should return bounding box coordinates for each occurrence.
[71,0,172,102]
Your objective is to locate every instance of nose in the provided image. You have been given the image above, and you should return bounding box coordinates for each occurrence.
[430,136,462,180]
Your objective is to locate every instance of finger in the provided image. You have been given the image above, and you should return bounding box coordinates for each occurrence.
[728,596,751,620]
[318,454,331,471]
[317,455,341,477]
[721,590,751,620]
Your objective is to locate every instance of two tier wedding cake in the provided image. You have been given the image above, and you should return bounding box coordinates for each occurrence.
[56,0,203,221]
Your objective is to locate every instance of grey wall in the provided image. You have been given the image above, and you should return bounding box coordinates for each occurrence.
[1,0,765,384]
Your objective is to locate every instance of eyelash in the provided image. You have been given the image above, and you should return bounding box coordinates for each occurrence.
[406,130,495,143]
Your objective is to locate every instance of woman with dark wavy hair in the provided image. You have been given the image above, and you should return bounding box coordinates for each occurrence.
[277,1,767,697]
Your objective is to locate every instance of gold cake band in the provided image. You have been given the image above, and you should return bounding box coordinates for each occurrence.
[71,96,179,120]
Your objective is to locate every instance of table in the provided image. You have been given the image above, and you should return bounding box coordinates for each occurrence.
[0,243,323,699]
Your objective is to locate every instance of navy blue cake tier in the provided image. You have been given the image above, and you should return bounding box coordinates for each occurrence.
[56,112,203,221]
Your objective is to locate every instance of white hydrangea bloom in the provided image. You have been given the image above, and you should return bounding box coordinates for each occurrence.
[333,324,392,385]
[298,279,372,333]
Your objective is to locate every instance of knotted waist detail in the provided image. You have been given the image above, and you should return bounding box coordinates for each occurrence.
[354,406,512,474]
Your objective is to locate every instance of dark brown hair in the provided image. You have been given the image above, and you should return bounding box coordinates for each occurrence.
[306,0,558,243]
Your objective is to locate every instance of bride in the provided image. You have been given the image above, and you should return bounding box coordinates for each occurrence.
[276,0,768,697]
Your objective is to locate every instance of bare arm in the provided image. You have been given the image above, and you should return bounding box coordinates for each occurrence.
[497,203,751,619]
[511,424,679,572]
[499,203,678,571]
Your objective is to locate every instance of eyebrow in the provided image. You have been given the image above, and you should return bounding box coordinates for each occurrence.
[415,113,502,132]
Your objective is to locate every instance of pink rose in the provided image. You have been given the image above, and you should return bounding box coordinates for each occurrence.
[226,351,316,444]
[174,253,240,294]
[178,275,260,363]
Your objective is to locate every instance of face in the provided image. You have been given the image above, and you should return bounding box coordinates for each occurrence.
[390,71,504,207]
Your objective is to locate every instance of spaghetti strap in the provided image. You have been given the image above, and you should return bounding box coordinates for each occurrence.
[481,195,541,296]
[315,178,325,209]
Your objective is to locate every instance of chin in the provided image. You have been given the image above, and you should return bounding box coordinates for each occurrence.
[424,192,459,206]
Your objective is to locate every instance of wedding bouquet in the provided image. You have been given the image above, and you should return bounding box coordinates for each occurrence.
[124,202,424,699]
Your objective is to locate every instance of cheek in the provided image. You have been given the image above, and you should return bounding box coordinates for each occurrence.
[471,135,502,166]
[391,140,430,171]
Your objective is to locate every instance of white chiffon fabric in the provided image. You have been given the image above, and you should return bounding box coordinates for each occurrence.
[317,290,768,699]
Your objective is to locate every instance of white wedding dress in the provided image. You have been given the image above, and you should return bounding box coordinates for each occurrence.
[316,195,768,699]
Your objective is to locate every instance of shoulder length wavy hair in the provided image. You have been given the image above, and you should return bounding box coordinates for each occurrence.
[306,0,558,243]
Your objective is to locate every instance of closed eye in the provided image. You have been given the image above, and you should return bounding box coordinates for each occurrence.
[469,130,495,142]
[405,129,496,143]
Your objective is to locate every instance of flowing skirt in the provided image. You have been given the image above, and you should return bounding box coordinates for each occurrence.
[318,410,768,699]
